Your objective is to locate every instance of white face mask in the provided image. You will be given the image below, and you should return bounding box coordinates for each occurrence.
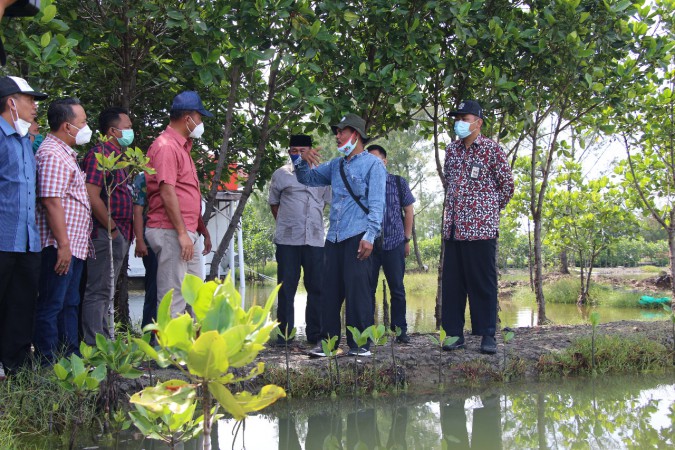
[10,99,31,137]
[188,116,204,139]
[68,122,93,145]
[337,131,357,156]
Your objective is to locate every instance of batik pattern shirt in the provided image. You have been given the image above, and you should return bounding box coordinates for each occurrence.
[442,134,514,241]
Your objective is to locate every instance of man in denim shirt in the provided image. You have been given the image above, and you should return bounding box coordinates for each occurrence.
[296,114,386,357]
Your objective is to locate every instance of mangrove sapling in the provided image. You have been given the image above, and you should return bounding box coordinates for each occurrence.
[590,311,600,375]
[273,326,296,393]
[53,353,107,450]
[388,327,403,393]
[347,326,370,395]
[132,274,285,450]
[321,335,340,395]
[366,324,388,395]
[502,331,515,381]
[428,329,458,390]
[664,305,674,365]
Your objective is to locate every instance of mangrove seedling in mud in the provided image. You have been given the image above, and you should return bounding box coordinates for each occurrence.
[53,351,107,450]
[665,304,675,365]
[347,326,370,395]
[82,331,146,431]
[366,324,388,396]
[132,274,286,450]
[502,330,515,381]
[590,311,600,375]
[428,329,458,390]
[388,326,403,393]
[273,326,296,393]
[321,335,340,396]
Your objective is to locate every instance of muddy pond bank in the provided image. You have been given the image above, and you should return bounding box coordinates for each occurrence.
[138,320,674,397]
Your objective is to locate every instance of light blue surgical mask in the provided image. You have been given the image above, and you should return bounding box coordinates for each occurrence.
[454,119,477,139]
[337,131,357,156]
[115,128,134,147]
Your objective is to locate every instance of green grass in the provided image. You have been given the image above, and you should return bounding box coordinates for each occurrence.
[511,275,669,308]
[640,265,665,273]
[537,334,669,377]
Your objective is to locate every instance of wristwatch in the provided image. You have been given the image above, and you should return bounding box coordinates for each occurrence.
[404,236,411,243]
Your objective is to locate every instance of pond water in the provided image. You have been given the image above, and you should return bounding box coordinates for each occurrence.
[69,373,675,449]
[128,281,670,339]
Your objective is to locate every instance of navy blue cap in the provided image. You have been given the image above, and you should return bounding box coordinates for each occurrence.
[448,100,484,119]
[171,91,213,117]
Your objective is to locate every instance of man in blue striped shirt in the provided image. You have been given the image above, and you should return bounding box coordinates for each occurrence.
[367,145,415,344]
[296,114,386,357]
[0,76,47,375]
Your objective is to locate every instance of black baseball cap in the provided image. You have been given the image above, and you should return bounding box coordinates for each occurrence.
[0,76,48,99]
[448,100,484,119]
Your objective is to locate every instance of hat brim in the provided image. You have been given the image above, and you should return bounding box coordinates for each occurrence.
[448,109,483,119]
[331,123,368,140]
[198,108,214,118]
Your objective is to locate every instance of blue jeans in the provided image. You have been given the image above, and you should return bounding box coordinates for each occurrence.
[370,241,408,334]
[141,242,158,331]
[33,246,85,363]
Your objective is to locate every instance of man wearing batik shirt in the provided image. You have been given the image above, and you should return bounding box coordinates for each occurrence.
[441,100,514,355]
[80,107,134,345]
[366,144,415,344]
[34,98,93,364]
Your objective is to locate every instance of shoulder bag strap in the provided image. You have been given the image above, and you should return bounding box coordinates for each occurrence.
[339,158,369,215]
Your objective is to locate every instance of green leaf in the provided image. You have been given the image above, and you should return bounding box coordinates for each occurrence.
[209,382,246,420]
[181,274,203,307]
[359,62,367,75]
[187,330,228,378]
[191,52,203,65]
[41,5,57,23]
[40,32,52,48]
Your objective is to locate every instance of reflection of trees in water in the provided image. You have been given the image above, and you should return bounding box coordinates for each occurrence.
[263,374,673,449]
[502,376,674,449]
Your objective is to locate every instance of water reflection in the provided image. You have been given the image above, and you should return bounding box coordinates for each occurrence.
[211,374,674,450]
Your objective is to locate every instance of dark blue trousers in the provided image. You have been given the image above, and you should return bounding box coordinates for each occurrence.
[370,241,408,334]
[0,251,40,373]
[34,246,85,363]
[275,244,324,342]
[141,243,158,331]
[321,234,374,350]
[442,238,497,337]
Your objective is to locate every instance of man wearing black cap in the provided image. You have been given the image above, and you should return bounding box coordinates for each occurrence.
[442,100,514,354]
[268,134,330,345]
[145,90,213,318]
[296,113,387,357]
[0,75,47,375]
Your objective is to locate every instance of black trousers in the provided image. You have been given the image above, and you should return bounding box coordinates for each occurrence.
[321,233,374,349]
[0,251,40,373]
[275,244,323,342]
[370,241,408,334]
[441,238,497,337]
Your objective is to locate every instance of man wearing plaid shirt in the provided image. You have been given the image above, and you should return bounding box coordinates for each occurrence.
[34,98,93,364]
[80,107,134,345]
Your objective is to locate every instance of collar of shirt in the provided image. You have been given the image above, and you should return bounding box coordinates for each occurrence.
[45,133,77,158]
[100,139,123,157]
[0,115,18,137]
[164,125,192,153]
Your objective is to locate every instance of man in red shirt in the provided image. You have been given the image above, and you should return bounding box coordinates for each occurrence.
[145,91,212,318]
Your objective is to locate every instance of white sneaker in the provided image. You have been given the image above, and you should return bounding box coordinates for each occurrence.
[347,347,371,356]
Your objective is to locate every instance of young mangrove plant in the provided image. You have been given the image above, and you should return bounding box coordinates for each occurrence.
[132,274,286,450]
[347,326,370,395]
[321,335,340,396]
[502,330,515,381]
[53,352,107,450]
[590,311,600,375]
[366,324,388,396]
[273,326,296,393]
[388,326,403,392]
[428,328,458,390]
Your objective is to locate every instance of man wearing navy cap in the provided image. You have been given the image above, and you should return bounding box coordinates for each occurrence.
[145,91,213,318]
[441,100,514,354]
[0,75,47,375]
[268,134,330,345]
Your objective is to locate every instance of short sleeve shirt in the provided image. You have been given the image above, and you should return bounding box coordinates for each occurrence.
[268,163,330,247]
[145,126,201,233]
[36,134,93,260]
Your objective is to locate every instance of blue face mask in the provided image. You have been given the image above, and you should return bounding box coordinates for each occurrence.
[116,128,135,147]
[290,153,300,163]
[454,120,476,139]
[337,131,357,156]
